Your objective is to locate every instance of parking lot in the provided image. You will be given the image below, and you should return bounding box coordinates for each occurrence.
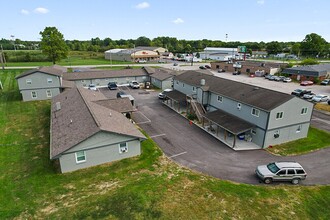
[99,84,330,185]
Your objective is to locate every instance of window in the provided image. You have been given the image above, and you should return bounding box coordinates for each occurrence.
[251,129,257,135]
[119,142,128,153]
[192,87,195,92]
[217,95,223,103]
[251,108,260,117]
[47,78,53,84]
[31,91,37,99]
[46,90,52,97]
[176,81,179,84]
[26,79,32,84]
[81,80,85,83]
[287,169,295,175]
[237,103,241,110]
[277,170,286,175]
[301,107,308,115]
[296,125,302,133]
[296,169,305,174]
[75,151,86,163]
[276,112,283,119]
[182,83,185,87]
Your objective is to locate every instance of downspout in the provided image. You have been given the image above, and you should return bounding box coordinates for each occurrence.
[262,111,270,149]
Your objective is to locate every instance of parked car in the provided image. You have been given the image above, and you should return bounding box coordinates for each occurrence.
[107,82,118,90]
[88,84,97,91]
[232,71,241,75]
[158,88,173,99]
[205,65,211,69]
[199,65,206,69]
[328,100,330,105]
[255,161,307,184]
[137,60,147,63]
[273,76,282,81]
[116,91,126,98]
[283,77,292,83]
[300,80,314,86]
[264,74,273,80]
[218,69,225,73]
[303,93,315,100]
[320,79,330,85]
[311,94,329,102]
[129,81,140,89]
[291,89,311,97]
[268,75,276,81]
[173,63,178,66]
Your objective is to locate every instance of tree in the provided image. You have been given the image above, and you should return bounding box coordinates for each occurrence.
[135,36,151,47]
[300,33,327,57]
[265,41,282,55]
[291,43,301,56]
[39,27,69,64]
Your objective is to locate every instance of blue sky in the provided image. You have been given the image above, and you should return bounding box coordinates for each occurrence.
[1,0,330,42]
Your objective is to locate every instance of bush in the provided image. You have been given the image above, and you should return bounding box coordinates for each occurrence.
[187,113,197,121]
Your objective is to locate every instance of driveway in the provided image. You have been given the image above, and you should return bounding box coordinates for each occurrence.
[100,87,330,185]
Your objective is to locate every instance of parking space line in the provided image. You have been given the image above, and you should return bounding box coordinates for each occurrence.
[135,111,151,124]
[150,134,166,138]
[169,151,187,158]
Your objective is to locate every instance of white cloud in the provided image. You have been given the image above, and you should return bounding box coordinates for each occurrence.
[34,7,49,14]
[135,2,150,9]
[257,0,265,5]
[21,9,30,15]
[173,18,184,24]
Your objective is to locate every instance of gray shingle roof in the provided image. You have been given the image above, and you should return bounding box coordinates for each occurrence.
[50,87,145,158]
[62,69,148,80]
[149,68,175,81]
[15,66,64,79]
[95,98,134,113]
[204,109,254,134]
[282,64,330,77]
[174,71,293,111]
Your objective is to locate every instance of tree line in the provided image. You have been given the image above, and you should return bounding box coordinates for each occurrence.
[1,27,329,64]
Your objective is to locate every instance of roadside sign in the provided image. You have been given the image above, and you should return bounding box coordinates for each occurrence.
[238,46,246,53]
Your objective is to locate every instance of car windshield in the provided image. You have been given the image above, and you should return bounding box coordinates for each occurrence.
[267,163,280,173]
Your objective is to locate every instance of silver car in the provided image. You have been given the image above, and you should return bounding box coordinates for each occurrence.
[256,162,307,184]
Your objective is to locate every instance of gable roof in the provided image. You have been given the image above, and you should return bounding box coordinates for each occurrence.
[16,66,64,79]
[174,71,294,111]
[62,68,147,80]
[95,98,134,113]
[145,67,176,81]
[50,87,145,158]
[282,64,330,77]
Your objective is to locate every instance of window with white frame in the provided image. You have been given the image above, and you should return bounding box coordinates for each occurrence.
[31,91,37,98]
[301,107,308,115]
[46,90,52,97]
[182,83,184,87]
[75,151,86,163]
[237,103,242,110]
[192,87,195,92]
[26,79,32,84]
[296,125,302,133]
[251,108,260,117]
[47,78,53,84]
[217,95,223,103]
[119,142,128,153]
[276,112,284,119]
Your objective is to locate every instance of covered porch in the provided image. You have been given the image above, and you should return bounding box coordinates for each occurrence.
[202,109,261,150]
[162,90,188,113]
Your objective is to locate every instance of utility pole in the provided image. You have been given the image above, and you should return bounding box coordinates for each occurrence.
[0,44,5,70]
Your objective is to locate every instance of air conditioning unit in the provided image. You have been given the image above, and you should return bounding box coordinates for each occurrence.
[121,147,128,153]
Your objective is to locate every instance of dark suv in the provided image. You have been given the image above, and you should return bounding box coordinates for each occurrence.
[108,82,117,90]
[291,88,311,97]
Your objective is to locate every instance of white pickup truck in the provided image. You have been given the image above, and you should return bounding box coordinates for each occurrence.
[129,81,140,89]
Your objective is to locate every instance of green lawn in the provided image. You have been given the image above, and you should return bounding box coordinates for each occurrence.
[268,127,330,156]
[1,69,330,219]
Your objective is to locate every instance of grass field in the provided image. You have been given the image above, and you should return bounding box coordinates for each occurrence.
[1,69,330,219]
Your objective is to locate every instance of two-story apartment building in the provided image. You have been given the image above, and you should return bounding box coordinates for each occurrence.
[163,71,314,150]
[15,66,66,101]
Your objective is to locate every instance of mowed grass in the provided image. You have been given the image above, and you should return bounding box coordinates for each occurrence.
[1,70,330,219]
[267,127,330,156]
[4,51,132,67]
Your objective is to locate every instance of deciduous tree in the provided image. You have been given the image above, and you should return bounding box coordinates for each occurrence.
[39,27,68,64]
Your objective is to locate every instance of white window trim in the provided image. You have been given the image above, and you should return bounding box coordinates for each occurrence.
[301,107,308,115]
[237,103,241,110]
[47,78,53,84]
[251,108,260,117]
[26,79,32,84]
[75,151,86,163]
[119,142,128,154]
[276,111,284,120]
[217,95,223,103]
[46,90,52,97]
[31,91,37,99]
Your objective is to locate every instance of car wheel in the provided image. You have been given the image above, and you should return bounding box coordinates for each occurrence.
[264,178,272,184]
[292,178,300,185]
